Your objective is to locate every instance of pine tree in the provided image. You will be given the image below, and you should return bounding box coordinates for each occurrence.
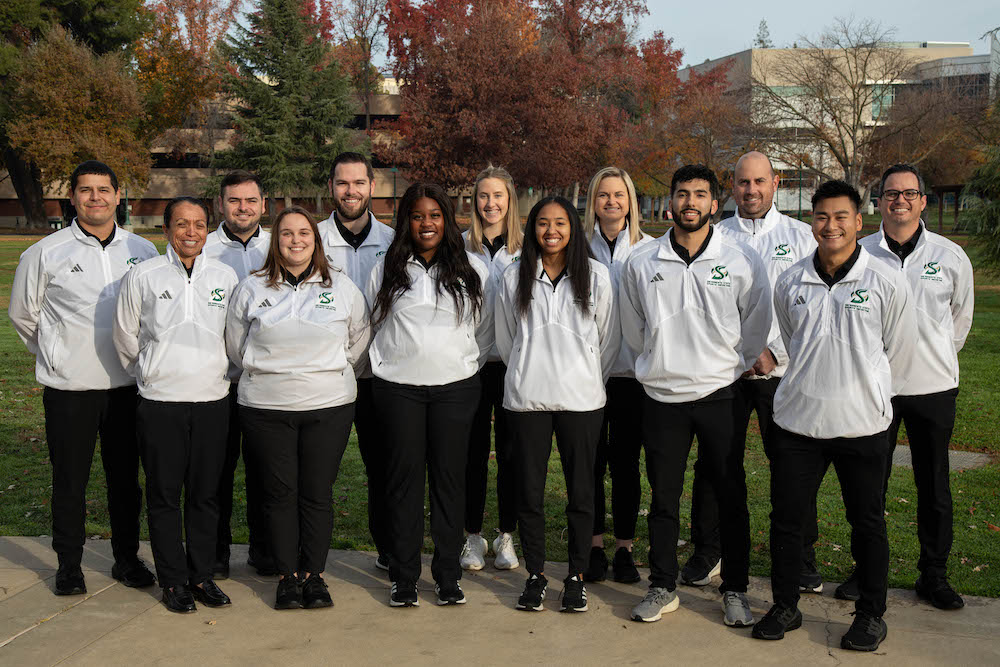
[215,0,359,203]
[753,19,774,49]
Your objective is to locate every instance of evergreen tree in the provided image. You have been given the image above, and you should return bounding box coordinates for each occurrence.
[753,19,773,49]
[967,144,1000,272]
[215,0,359,204]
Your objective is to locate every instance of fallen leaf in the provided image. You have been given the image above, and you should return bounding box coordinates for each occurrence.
[986,522,1000,532]
[206,620,217,625]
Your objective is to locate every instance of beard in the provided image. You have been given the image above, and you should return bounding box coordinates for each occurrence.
[672,207,712,233]
[335,193,371,223]
[226,216,260,235]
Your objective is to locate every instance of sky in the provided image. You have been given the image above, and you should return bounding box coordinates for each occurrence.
[642,0,998,67]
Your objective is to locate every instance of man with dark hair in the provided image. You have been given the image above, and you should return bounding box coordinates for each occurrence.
[847,163,973,609]
[9,160,158,595]
[754,180,916,651]
[318,152,395,569]
[203,170,274,577]
[621,164,771,626]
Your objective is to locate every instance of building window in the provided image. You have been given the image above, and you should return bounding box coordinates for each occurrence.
[872,84,895,120]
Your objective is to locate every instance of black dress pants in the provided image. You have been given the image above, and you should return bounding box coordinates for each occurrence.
[241,403,354,576]
[770,425,889,617]
[465,361,516,534]
[885,390,958,579]
[355,378,391,558]
[592,377,644,539]
[43,386,142,568]
[642,391,750,592]
[508,408,603,576]
[374,376,480,585]
[137,397,229,588]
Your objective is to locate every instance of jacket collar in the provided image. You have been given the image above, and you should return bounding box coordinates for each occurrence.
[322,211,384,248]
[656,226,721,263]
[801,245,870,286]
[875,219,926,254]
[71,219,120,247]
[215,222,263,248]
[166,244,206,278]
[734,204,781,235]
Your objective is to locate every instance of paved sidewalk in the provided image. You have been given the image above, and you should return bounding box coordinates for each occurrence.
[1,536,997,665]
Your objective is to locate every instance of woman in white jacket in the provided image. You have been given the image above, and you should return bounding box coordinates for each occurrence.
[226,207,371,611]
[496,196,620,613]
[461,165,523,572]
[367,183,494,608]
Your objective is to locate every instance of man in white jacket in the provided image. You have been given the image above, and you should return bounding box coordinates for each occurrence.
[8,160,158,596]
[753,180,916,651]
[202,170,274,578]
[620,165,771,627]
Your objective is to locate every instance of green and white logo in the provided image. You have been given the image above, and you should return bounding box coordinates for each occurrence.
[376,250,387,257]
[316,291,336,310]
[707,265,731,287]
[126,257,140,265]
[208,287,227,308]
[773,244,794,262]
[845,288,871,312]
[921,261,944,282]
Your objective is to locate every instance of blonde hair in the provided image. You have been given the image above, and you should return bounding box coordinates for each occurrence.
[466,165,523,255]
[584,167,642,245]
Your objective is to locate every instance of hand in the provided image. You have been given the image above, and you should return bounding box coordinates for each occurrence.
[751,349,777,376]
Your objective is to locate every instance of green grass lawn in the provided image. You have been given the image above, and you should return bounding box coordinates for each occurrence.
[1,226,998,597]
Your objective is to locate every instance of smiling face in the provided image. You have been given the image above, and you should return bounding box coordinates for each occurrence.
[476,177,509,230]
[71,173,120,229]
[670,179,718,233]
[878,171,926,232]
[733,153,778,220]
[164,202,208,267]
[408,196,444,261]
[812,195,863,258]
[535,202,571,257]
[218,180,263,236]
[329,161,374,223]
[594,176,629,229]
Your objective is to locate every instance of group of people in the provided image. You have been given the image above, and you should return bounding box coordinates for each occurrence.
[8,149,973,653]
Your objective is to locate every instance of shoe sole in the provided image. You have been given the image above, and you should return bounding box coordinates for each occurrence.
[461,561,486,571]
[192,595,231,608]
[164,601,197,614]
[55,587,86,596]
[303,599,333,609]
[374,560,389,572]
[389,599,419,607]
[112,571,155,588]
[799,583,823,594]
[752,615,802,640]
[560,603,588,612]
[631,595,681,622]
[680,561,722,587]
[494,559,519,570]
[515,602,544,611]
[613,571,642,584]
[437,597,467,605]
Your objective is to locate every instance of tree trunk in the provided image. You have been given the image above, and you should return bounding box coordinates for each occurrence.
[4,147,48,228]
[572,182,580,209]
[315,192,323,216]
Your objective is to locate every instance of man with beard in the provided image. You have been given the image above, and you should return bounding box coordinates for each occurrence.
[317,152,395,569]
[620,165,771,627]
[203,170,274,577]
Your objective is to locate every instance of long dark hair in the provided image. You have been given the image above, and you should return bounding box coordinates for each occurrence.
[517,196,594,316]
[372,182,483,327]
[255,206,332,288]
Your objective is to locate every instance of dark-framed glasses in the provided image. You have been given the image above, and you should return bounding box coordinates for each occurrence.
[882,189,923,201]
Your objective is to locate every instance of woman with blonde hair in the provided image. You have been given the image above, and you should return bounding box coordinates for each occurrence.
[460,165,524,572]
[582,166,653,585]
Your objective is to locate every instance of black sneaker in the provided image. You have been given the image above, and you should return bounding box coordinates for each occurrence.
[375,554,390,572]
[111,559,156,588]
[679,553,721,587]
[516,574,547,611]
[560,575,588,612]
[390,580,419,607]
[751,604,802,640]
[799,561,823,594]
[612,547,641,584]
[915,575,965,610]
[302,574,333,609]
[274,575,302,610]
[434,580,467,605]
[840,611,888,651]
[583,547,608,582]
[54,563,87,596]
[835,570,861,601]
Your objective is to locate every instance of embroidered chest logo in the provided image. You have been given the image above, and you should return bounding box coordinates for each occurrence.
[921,261,944,282]
[772,244,794,263]
[126,257,140,266]
[70,263,84,273]
[316,292,337,311]
[793,295,806,306]
[158,290,172,300]
[706,265,731,287]
[376,250,387,257]
[208,288,227,308]
[845,288,871,313]
[258,298,273,308]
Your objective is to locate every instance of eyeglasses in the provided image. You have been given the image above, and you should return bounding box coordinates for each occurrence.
[881,189,923,201]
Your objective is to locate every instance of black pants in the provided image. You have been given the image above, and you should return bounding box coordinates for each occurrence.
[592,377,644,539]
[215,385,270,563]
[374,376,480,585]
[885,390,958,579]
[137,397,229,588]
[355,378,391,558]
[241,404,354,576]
[42,386,143,568]
[770,425,889,616]
[465,361,516,534]
[509,408,603,576]
[643,392,749,592]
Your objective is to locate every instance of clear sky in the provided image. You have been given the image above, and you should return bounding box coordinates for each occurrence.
[642,0,999,67]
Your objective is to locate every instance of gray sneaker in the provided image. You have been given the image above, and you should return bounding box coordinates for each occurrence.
[722,591,754,627]
[630,586,680,622]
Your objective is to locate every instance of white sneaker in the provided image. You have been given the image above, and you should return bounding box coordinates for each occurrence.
[492,532,520,570]
[460,534,488,571]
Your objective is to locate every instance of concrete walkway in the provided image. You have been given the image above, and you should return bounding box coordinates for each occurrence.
[1,537,997,666]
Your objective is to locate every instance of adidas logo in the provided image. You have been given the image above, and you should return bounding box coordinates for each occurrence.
[650,273,665,283]
[70,264,83,273]
[258,299,273,308]
[158,290,172,300]
[793,295,806,306]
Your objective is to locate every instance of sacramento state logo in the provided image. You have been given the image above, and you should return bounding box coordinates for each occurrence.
[208,288,226,308]
[921,261,944,282]
[126,257,140,265]
[707,265,731,287]
[316,292,336,310]
[773,244,793,262]
[845,288,871,312]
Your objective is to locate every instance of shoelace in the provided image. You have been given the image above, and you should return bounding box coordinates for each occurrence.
[724,592,750,612]
[496,532,514,551]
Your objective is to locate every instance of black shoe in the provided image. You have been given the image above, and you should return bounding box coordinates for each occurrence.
[434,580,467,605]
[248,553,278,577]
[162,585,197,613]
[390,580,419,607]
[192,579,231,607]
[111,559,156,588]
[274,575,303,610]
[375,554,390,572]
[840,611,888,651]
[799,561,823,594]
[213,559,230,580]
[302,574,333,609]
[54,563,87,596]
[560,575,588,612]
[612,547,641,584]
[582,547,608,582]
[915,575,965,610]
[516,574,547,611]
[835,570,861,601]
[679,553,721,587]
[751,604,802,640]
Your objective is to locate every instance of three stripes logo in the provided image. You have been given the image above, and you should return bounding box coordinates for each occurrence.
[793,295,806,306]
[649,272,665,283]
[258,298,273,308]
[158,290,172,300]
[70,264,84,273]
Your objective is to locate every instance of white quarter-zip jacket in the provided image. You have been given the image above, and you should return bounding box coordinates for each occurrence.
[113,247,238,403]
[620,229,772,404]
[589,223,654,377]
[202,224,270,281]
[716,207,816,379]
[496,258,620,412]
[226,269,371,411]
[464,229,522,362]
[772,246,917,439]
[860,222,973,396]
[9,221,158,391]
[365,253,494,386]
